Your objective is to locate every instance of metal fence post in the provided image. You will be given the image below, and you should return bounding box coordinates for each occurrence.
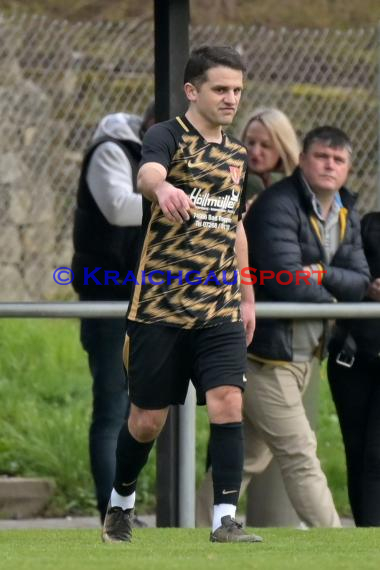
[179,385,196,528]
[154,0,190,528]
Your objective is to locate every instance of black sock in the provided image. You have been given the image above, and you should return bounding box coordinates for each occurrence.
[210,422,243,506]
[114,421,155,496]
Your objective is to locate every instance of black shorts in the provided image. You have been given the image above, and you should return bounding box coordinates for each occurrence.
[123,320,247,409]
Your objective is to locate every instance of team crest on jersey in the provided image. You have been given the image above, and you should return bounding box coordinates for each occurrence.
[229,165,241,185]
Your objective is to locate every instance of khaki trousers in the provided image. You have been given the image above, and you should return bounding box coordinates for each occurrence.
[196,358,341,528]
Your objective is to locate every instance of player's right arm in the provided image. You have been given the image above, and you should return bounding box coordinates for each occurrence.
[138,163,194,223]
[137,122,194,224]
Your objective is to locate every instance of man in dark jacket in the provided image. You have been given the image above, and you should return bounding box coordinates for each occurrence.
[242,126,370,527]
[327,212,380,526]
[72,106,154,525]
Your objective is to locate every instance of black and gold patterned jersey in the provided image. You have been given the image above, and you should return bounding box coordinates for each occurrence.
[128,115,247,329]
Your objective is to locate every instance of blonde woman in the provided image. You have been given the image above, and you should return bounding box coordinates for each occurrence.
[241,107,299,205]
[196,107,300,527]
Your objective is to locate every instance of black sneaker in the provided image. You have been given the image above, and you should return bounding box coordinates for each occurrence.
[102,503,133,543]
[210,515,263,543]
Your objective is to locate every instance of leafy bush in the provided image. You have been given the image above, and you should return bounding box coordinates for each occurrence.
[0,319,156,515]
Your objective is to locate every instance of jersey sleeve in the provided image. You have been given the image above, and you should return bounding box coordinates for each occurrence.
[237,168,248,220]
[140,123,177,171]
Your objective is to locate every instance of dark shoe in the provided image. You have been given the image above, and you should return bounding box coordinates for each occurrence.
[132,514,148,528]
[102,502,133,543]
[210,515,263,543]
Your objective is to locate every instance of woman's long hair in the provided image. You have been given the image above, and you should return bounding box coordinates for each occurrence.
[241,107,300,175]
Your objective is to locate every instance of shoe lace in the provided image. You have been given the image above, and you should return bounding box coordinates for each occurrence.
[226,517,243,531]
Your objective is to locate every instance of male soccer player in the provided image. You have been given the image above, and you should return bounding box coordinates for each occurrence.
[102,45,262,544]
[72,105,154,526]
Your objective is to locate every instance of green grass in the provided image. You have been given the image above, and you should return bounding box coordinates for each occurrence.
[0,319,95,514]
[0,319,349,516]
[0,319,156,515]
[1,528,380,570]
[318,365,349,514]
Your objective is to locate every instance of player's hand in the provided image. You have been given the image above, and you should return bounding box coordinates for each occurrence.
[155,182,195,223]
[241,300,256,346]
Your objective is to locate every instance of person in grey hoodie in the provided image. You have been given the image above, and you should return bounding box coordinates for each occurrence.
[72,105,154,524]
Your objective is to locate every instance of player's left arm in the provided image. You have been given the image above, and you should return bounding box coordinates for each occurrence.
[235,220,255,346]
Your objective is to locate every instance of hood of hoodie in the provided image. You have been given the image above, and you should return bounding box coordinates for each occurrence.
[92,112,142,145]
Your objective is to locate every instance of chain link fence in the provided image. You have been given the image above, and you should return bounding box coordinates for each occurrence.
[0,13,378,300]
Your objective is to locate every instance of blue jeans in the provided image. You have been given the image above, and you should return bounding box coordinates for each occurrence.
[80,317,129,521]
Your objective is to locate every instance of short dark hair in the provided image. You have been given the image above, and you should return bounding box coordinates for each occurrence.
[302,126,352,156]
[184,45,246,86]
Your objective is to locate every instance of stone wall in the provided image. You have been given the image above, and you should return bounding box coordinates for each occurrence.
[0,38,82,300]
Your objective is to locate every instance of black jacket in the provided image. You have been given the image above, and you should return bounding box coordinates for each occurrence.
[331,211,380,358]
[244,167,370,361]
[72,137,142,300]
